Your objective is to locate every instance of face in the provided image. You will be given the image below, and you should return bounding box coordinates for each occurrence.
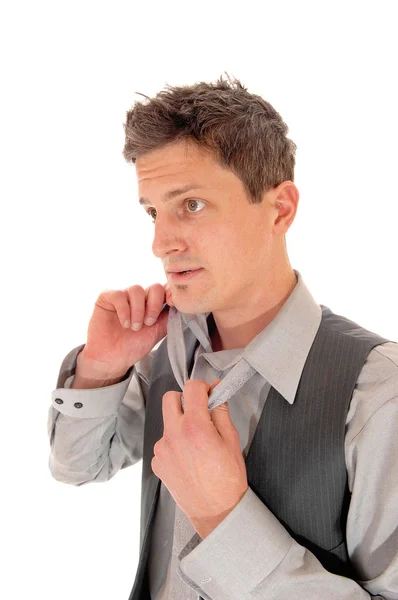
[136,139,290,318]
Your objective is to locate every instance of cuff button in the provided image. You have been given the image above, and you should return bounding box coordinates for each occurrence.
[74,402,83,409]
[55,398,64,405]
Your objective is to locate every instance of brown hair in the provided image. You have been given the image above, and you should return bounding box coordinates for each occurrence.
[122,73,297,204]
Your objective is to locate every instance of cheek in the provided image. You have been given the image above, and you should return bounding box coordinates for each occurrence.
[198,219,257,271]
[197,224,227,253]
[210,225,248,276]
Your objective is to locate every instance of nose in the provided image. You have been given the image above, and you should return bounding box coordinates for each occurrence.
[151,212,188,259]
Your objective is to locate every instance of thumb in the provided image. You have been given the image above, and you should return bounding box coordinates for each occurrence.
[209,380,236,440]
[209,378,223,393]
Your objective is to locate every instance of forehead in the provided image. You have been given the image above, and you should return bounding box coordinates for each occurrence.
[135,139,248,206]
[135,140,217,183]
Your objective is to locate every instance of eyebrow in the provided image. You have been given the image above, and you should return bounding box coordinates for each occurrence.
[139,184,204,207]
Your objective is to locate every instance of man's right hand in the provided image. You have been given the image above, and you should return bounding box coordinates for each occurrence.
[75,283,174,382]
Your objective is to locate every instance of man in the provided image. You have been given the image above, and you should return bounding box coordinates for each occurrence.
[48,74,398,599]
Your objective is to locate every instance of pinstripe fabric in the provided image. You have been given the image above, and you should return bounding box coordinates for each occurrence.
[128,305,390,599]
[245,305,389,576]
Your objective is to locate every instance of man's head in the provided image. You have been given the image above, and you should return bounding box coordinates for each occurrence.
[123,74,299,322]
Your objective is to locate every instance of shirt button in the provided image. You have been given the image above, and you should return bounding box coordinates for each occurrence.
[54,398,64,405]
[74,402,83,409]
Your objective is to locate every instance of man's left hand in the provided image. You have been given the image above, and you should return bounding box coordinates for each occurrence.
[151,378,249,539]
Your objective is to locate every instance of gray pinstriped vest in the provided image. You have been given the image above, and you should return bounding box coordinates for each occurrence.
[128,305,391,599]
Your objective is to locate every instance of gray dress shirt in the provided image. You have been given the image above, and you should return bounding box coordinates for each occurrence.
[48,270,398,599]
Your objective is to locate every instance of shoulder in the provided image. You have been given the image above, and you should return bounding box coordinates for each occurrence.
[346,341,398,442]
[357,341,398,390]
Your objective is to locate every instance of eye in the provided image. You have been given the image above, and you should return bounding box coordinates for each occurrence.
[146,199,205,223]
[186,199,205,213]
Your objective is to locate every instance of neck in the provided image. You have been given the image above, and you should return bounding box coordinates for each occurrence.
[208,267,298,352]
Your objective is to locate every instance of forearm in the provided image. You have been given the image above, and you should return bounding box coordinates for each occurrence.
[49,365,143,485]
[70,349,131,389]
[48,410,121,485]
[178,488,393,600]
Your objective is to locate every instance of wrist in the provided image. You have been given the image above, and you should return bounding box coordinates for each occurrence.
[72,350,131,388]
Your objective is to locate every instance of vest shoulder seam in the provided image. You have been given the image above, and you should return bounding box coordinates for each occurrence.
[319,319,388,343]
[371,342,398,371]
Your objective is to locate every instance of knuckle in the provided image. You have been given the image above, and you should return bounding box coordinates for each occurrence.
[98,288,115,302]
[161,433,173,448]
[113,290,127,305]
[99,287,112,296]
[154,435,173,456]
[127,284,144,294]
[153,440,163,456]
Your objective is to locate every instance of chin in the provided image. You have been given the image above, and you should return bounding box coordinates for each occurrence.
[173,299,207,315]
[176,305,203,315]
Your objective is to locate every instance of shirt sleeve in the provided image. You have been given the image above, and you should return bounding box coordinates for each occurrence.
[48,343,156,486]
[177,342,398,600]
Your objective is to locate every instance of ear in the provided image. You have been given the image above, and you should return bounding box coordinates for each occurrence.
[273,181,299,234]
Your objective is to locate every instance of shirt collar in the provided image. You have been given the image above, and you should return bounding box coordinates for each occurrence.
[178,269,322,404]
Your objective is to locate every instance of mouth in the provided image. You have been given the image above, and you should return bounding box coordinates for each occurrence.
[168,268,204,281]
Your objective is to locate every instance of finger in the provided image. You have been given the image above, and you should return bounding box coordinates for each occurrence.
[99,289,132,329]
[209,378,222,393]
[125,285,146,330]
[162,390,183,433]
[210,401,238,444]
[144,283,168,326]
[163,283,175,307]
[208,378,236,441]
[182,379,213,421]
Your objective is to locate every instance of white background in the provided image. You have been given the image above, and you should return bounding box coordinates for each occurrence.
[1,1,397,599]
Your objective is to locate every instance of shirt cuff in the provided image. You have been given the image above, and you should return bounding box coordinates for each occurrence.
[51,366,135,418]
[177,487,292,599]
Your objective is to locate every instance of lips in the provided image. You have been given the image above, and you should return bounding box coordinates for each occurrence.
[168,268,204,281]
[167,267,201,274]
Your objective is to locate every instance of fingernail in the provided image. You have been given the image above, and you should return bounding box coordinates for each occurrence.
[144,318,156,326]
[132,323,142,331]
